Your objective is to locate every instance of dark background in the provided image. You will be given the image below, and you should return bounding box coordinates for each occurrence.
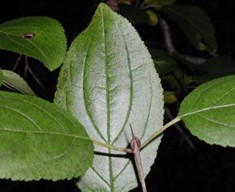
[0,1,235,191]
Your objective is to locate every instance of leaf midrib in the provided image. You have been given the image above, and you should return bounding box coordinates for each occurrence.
[180,103,235,118]
[0,127,90,140]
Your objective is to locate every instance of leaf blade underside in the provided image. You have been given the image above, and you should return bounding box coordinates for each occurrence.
[55,3,164,191]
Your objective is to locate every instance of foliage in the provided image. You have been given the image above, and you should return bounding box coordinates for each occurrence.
[0,91,94,181]
[178,75,235,147]
[0,1,234,191]
[54,4,164,191]
[0,16,67,71]
[1,69,36,95]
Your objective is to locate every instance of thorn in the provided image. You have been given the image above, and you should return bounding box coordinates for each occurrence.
[129,123,141,152]
[129,123,147,192]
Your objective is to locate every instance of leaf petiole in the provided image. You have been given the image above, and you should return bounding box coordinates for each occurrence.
[92,117,182,153]
[91,139,127,152]
[141,116,181,149]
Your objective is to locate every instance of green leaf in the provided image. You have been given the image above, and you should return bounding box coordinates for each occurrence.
[146,10,159,25]
[0,16,67,71]
[2,70,36,95]
[144,0,176,10]
[54,3,164,191]
[164,91,177,104]
[163,5,217,52]
[178,75,235,147]
[0,91,93,181]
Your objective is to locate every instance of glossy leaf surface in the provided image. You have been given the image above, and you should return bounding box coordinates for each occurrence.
[55,3,164,191]
[0,16,67,71]
[0,91,93,181]
[178,75,235,147]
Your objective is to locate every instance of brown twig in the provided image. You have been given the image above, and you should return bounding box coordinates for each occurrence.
[159,17,207,65]
[24,56,45,89]
[13,54,22,70]
[129,124,147,192]
[13,55,45,90]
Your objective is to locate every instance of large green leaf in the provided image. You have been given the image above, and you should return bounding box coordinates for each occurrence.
[178,75,235,147]
[54,3,164,191]
[0,91,93,181]
[163,5,217,52]
[2,70,36,95]
[0,16,67,71]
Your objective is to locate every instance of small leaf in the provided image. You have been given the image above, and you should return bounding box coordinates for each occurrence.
[0,16,67,71]
[178,75,235,147]
[146,10,158,26]
[2,70,36,95]
[164,91,177,104]
[0,91,94,181]
[163,5,217,52]
[55,3,164,191]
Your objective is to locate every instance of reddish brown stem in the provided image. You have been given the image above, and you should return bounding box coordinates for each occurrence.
[129,124,147,192]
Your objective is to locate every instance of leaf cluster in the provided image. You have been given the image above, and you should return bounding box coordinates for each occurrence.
[0,1,234,192]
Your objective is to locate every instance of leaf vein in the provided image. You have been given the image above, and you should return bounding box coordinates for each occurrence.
[82,37,106,142]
